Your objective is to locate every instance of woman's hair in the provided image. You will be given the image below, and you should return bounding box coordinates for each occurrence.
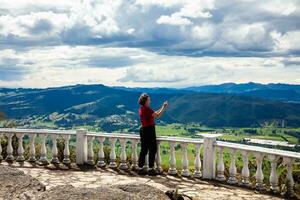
[138,93,149,106]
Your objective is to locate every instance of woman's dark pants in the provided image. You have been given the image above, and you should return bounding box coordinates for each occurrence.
[138,125,157,169]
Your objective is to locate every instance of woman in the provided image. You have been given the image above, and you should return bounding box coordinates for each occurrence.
[138,93,168,176]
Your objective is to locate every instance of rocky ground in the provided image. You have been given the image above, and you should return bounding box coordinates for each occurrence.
[0,164,169,200]
[0,162,289,200]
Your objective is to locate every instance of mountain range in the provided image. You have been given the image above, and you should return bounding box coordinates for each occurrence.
[1,82,300,130]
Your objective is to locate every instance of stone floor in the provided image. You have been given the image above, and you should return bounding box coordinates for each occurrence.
[1,162,285,200]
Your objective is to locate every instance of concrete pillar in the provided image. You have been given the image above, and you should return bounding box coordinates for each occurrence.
[76,129,87,164]
[202,133,222,179]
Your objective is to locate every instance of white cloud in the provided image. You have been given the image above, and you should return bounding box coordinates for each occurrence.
[157,15,193,26]
[272,31,300,51]
[0,0,300,88]
[259,0,297,16]
[156,0,214,26]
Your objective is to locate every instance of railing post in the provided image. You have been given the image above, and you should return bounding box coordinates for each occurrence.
[168,141,177,175]
[131,139,139,170]
[109,138,117,168]
[6,133,14,162]
[268,154,279,193]
[87,136,95,165]
[63,135,71,164]
[39,134,48,165]
[193,143,202,178]
[50,135,59,164]
[202,134,221,179]
[241,150,250,186]
[254,152,264,190]
[16,133,25,162]
[155,140,162,173]
[97,137,106,167]
[181,142,190,177]
[228,148,238,184]
[216,146,225,181]
[283,157,295,197]
[119,138,128,170]
[76,129,87,165]
[0,133,2,161]
[28,133,36,162]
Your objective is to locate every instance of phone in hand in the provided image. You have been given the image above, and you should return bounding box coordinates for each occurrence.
[163,101,168,108]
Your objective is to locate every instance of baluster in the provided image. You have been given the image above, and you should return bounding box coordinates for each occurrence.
[50,135,59,164]
[16,133,25,162]
[241,150,250,186]
[28,134,36,162]
[131,139,138,170]
[39,134,48,165]
[119,138,128,169]
[109,138,117,168]
[254,152,264,190]
[193,143,202,178]
[87,136,95,165]
[181,142,190,177]
[283,157,295,196]
[0,133,2,161]
[144,154,149,170]
[155,140,162,173]
[5,133,14,161]
[168,141,177,175]
[63,135,71,164]
[97,137,106,167]
[227,148,238,184]
[268,154,279,193]
[216,146,225,181]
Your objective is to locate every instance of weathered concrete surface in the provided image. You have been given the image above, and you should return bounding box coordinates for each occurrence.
[0,162,285,200]
[37,184,170,200]
[0,165,45,200]
[0,164,169,200]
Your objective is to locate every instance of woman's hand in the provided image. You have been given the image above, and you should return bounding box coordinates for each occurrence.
[163,101,168,109]
[153,101,168,118]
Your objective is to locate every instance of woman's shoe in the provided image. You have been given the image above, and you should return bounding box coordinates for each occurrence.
[138,168,148,175]
[148,168,158,176]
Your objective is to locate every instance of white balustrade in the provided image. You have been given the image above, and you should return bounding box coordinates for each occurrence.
[254,152,264,190]
[63,135,71,164]
[227,148,238,184]
[119,138,128,169]
[5,133,14,161]
[109,138,117,168]
[241,150,250,186]
[193,143,202,178]
[131,139,139,170]
[181,142,190,176]
[0,128,299,197]
[97,137,106,167]
[50,135,59,164]
[168,141,177,175]
[28,134,36,162]
[39,134,48,165]
[87,136,95,165]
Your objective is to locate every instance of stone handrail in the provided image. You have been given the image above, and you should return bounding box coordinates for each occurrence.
[0,128,299,196]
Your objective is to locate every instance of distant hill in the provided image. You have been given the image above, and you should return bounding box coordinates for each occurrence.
[184,82,300,103]
[1,83,300,129]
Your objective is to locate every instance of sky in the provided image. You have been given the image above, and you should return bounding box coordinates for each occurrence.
[0,0,300,88]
